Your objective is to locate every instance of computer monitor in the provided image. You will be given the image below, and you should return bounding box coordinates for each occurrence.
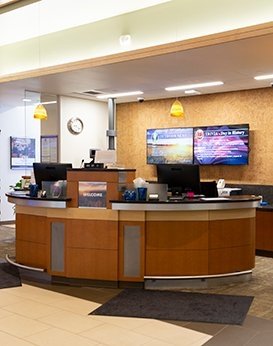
[95,150,116,165]
[33,163,72,190]
[200,181,218,197]
[156,164,201,196]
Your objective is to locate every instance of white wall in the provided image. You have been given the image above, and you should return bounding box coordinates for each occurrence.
[2,0,273,76]
[59,96,108,168]
[0,90,41,221]
[0,93,108,221]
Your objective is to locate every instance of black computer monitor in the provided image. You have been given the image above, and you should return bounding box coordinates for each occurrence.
[157,164,200,196]
[200,181,218,197]
[33,163,72,190]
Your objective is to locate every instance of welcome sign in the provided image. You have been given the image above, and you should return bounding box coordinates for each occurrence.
[78,181,107,208]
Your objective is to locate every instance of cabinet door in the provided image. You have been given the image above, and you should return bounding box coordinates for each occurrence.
[256,210,273,251]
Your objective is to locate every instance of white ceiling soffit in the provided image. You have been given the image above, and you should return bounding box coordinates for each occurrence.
[0,0,170,46]
[2,31,273,103]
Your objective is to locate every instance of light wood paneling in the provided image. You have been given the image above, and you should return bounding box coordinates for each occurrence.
[66,219,118,249]
[16,214,47,244]
[145,220,209,276]
[119,211,146,221]
[66,248,118,280]
[208,245,255,274]
[209,208,256,220]
[209,218,255,249]
[146,210,209,221]
[146,221,209,250]
[146,250,208,276]
[15,205,118,220]
[16,240,47,269]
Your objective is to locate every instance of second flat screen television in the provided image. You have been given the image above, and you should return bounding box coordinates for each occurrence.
[193,124,249,165]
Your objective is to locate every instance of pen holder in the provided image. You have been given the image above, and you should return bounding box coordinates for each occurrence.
[137,187,147,201]
[29,184,39,197]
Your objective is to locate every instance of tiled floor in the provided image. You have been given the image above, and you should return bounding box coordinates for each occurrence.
[1,224,273,345]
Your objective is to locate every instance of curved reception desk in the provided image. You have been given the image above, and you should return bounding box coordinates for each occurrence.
[113,197,259,288]
[6,169,260,288]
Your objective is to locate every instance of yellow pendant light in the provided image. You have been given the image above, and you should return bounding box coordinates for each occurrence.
[170,99,184,117]
[33,104,47,120]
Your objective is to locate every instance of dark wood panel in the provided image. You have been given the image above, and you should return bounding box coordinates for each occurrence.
[256,210,273,251]
[209,218,255,249]
[67,170,118,182]
[66,248,118,280]
[16,214,47,244]
[208,245,255,274]
[106,183,121,208]
[146,221,209,250]
[66,219,118,249]
[66,181,78,207]
[16,240,47,269]
[145,250,208,276]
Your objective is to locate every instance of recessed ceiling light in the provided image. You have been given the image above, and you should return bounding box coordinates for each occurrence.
[96,91,143,99]
[165,81,224,91]
[254,74,273,80]
[184,89,201,95]
[22,98,32,102]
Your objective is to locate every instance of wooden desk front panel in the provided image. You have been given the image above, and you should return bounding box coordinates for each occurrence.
[208,218,255,274]
[256,210,273,251]
[66,169,135,208]
[65,219,118,280]
[145,220,209,275]
[16,213,48,269]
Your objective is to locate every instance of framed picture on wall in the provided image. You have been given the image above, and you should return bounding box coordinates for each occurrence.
[10,136,36,169]
[41,135,58,163]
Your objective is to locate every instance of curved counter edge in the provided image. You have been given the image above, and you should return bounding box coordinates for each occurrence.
[111,197,260,211]
[6,194,70,209]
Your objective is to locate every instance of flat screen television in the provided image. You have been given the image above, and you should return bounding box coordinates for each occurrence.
[193,124,249,165]
[33,163,72,190]
[147,127,193,164]
[157,164,200,196]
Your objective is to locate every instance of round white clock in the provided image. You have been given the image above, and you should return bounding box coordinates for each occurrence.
[67,117,84,135]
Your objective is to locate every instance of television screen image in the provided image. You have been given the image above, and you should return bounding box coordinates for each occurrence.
[147,127,193,164]
[193,124,249,165]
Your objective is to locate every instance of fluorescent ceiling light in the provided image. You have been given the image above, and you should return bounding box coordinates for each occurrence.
[40,101,57,105]
[96,91,143,99]
[184,89,201,95]
[165,81,224,91]
[254,74,273,80]
[22,98,32,102]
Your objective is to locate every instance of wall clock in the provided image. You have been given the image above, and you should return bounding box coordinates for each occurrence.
[67,117,84,135]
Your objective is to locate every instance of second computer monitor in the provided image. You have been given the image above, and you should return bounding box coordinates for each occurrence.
[157,164,200,196]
